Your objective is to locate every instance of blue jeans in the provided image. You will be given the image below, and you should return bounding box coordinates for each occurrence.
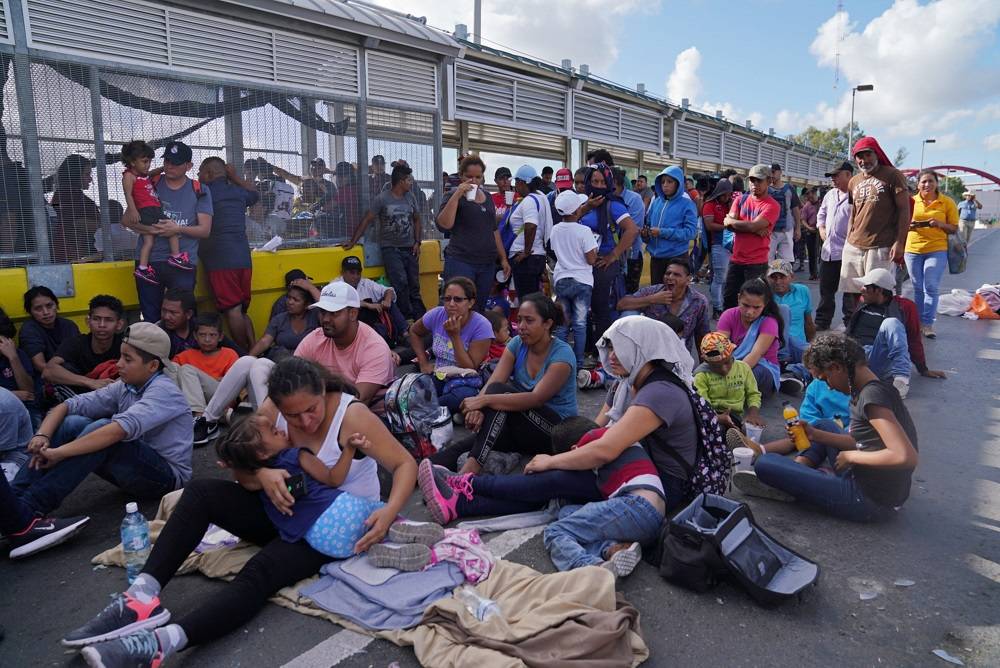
[136,260,197,324]
[381,246,426,320]
[11,416,178,515]
[904,250,948,325]
[709,244,731,312]
[443,256,495,313]
[544,494,664,570]
[456,469,603,517]
[864,318,911,380]
[0,473,33,534]
[554,278,593,366]
[753,419,894,522]
[0,387,32,458]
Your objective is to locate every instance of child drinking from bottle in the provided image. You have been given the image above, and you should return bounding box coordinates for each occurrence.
[693,331,765,432]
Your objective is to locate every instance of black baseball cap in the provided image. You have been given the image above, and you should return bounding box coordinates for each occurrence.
[163,141,193,165]
[495,167,512,180]
[824,161,855,177]
[341,256,363,271]
[284,269,312,286]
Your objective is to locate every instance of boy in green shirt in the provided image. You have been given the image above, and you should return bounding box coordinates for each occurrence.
[694,332,765,432]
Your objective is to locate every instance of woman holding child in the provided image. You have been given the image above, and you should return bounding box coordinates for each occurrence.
[715,278,784,398]
[64,358,416,666]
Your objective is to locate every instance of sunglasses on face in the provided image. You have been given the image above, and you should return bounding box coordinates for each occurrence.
[442,296,469,303]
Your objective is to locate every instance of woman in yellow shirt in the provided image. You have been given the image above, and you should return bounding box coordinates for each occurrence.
[905,170,958,339]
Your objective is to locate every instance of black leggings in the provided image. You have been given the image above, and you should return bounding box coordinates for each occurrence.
[142,479,329,647]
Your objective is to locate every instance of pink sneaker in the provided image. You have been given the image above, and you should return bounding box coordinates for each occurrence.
[417,459,473,524]
[167,252,195,271]
[133,266,160,285]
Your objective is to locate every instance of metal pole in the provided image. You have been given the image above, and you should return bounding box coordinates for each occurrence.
[473,0,482,44]
[223,86,244,169]
[356,50,373,260]
[920,142,925,170]
[847,87,856,161]
[88,66,114,263]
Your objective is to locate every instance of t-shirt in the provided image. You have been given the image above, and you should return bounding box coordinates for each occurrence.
[579,200,631,254]
[0,348,34,392]
[702,199,729,246]
[55,333,122,376]
[907,194,959,255]
[957,199,978,221]
[849,301,889,346]
[145,177,214,263]
[261,179,295,220]
[550,221,598,286]
[717,309,780,366]
[199,178,258,270]
[294,323,395,390]
[773,283,812,342]
[620,189,646,254]
[849,379,919,507]
[261,448,344,543]
[508,193,551,256]
[767,183,801,232]
[443,191,498,265]
[728,193,779,265]
[421,307,493,369]
[370,189,419,248]
[586,441,664,500]
[491,191,511,224]
[265,310,319,353]
[173,347,240,380]
[127,169,161,210]
[18,317,80,362]
[632,377,698,484]
[505,335,577,419]
[693,359,761,414]
[846,165,909,250]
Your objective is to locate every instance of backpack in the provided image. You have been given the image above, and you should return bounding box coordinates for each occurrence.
[383,373,446,460]
[151,173,205,199]
[500,193,549,257]
[721,193,749,253]
[769,184,794,232]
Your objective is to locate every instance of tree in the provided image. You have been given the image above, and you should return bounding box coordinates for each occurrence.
[894,147,909,167]
[942,176,965,202]
[790,123,865,157]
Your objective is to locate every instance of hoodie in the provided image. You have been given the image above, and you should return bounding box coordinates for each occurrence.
[645,165,699,259]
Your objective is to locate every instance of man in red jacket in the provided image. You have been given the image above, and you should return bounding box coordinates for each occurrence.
[846,268,946,398]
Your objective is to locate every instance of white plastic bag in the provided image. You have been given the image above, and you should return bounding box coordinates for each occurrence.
[937,289,973,316]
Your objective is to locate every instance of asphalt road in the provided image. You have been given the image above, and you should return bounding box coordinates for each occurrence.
[2,228,998,667]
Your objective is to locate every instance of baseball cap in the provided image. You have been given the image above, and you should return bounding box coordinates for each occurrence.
[554,168,573,191]
[341,256,363,272]
[859,267,895,291]
[705,178,733,202]
[514,164,538,182]
[554,190,588,216]
[494,167,512,180]
[163,141,193,165]
[122,322,171,364]
[700,331,736,361]
[824,160,855,177]
[767,258,794,277]
[747,164,770,181]
[309,281,361,312]
[284,269,313,286]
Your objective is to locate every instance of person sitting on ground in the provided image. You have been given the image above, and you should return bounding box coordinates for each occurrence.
[270,269,315,321]
[409,277,493,414]
[62,357,416,667]
[336,255,408,349]
[43,295,125,401]
[617,257,711,353]
[247,280,319,362]
[18,286,80,376]
[845,268,945,399]
[484,310,510,363]
[0,386,33,480]
[0,308,37,415]
[549,189,598,368]
[767,258,815,392]
[11,323,192,518]
[428,293,575,474]
[716,278,784,398]
[693,332,764,432]
[172,313,240,425]
[734,334,919,522]
[158,288,242,359]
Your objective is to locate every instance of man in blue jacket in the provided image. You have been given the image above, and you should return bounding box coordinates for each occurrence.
[642,165,699,285]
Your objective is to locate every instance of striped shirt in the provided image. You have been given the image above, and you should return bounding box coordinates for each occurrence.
[576,441,665,500]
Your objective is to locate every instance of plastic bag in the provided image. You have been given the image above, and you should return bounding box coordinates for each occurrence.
[968,294,1000,320]
[937,289,973,317]
[947,233,967,274]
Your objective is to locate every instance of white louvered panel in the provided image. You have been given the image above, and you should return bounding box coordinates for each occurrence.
[514,81,566,133]
[367,51,438,108]
[699,127,723,161]
[620,107,661,152]
[26,0,168,64]
[169,13,273,80]
[274,32,359,96]
[608,146,639,166]
[0,0,10,43]
[787,152,811,177]
[572,93,620,143]
[455,63,515,123]
[723,134,749,167]
[741,137,759,165]
[673,122,701,158]
[466,122,565,159]
[759,144,779,167]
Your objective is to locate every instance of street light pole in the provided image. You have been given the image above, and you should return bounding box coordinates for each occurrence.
[920,138,936,169]
[847,84,874,159]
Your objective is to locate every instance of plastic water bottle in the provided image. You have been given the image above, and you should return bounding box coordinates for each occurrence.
[454,584,501,621]
[782,401,810,452]
[121,502,151,584]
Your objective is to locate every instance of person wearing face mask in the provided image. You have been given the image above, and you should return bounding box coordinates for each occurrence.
[838,137,910,321]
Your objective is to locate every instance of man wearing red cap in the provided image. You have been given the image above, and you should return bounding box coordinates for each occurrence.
[838,136,910,320]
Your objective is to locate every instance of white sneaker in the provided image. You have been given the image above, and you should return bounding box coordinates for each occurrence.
[892,376,910,399]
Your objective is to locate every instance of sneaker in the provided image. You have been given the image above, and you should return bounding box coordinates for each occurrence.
[62,593,170,647]
[80,630,163,668]
[368,543,432,572]
[133,266,160,285]
[192,416,219,447]
[892,376,910,399]
[166,252,195,271]
[921,324,936,339]
[726,428,762,457]
[8,515,90,560]
[417,459,471,525]
[601,542,642,578]
[732,470,795,502]
[387,521,444,546]
[779,373,804,396]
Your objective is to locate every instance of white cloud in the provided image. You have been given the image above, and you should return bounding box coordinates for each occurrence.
[986,134,1000,151]
[369,0,659,77]
[666,47,702,104]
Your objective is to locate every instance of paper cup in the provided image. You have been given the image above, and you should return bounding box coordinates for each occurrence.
[466,184,478,201]
[504,190,514,205]
[496,269,510,283]
[745,423,764,444]
[732,447,755,472]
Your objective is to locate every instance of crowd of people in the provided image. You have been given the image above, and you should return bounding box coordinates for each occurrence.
[0,134,963,667]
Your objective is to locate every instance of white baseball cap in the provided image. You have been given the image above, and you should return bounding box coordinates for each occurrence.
[554,190,588,216]
[858,267,895,291]
[309,281,361,312]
